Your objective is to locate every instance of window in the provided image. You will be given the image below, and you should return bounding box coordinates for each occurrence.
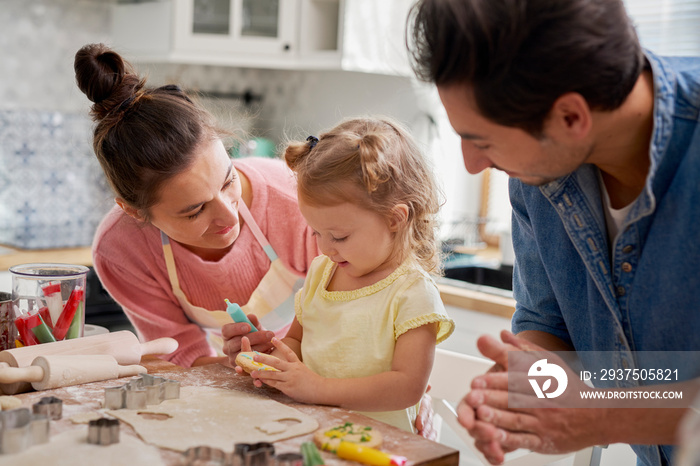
[624,0,700,55]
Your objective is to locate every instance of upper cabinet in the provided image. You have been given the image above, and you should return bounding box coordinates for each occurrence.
[111,0,414,75]
[112,0,344,70]
[176,0,297,56]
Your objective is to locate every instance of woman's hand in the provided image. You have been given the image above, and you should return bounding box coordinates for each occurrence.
[233,336,256,377]
[221,314,275,366]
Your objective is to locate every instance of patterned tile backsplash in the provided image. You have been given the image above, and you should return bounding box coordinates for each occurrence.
[0,109,113,249]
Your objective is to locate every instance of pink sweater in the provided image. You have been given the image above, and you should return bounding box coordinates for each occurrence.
[92,157,319,367]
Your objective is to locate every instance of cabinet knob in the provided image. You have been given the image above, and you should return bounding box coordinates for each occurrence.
[283,43,291,52]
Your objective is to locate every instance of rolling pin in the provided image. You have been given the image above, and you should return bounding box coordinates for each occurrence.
[0,354,147,393]
[0,331,177,394]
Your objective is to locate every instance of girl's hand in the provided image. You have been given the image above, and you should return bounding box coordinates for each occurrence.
[221,315,275,366]
[416,389,437,440]
[250,338,322,404]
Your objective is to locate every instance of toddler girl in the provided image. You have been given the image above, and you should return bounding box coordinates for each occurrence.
[239,117,454,432]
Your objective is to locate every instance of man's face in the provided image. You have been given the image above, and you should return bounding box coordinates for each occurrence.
[437,83,592,186]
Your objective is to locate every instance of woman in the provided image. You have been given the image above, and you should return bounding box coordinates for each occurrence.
[74,43,317,368]
[74,43,435,438]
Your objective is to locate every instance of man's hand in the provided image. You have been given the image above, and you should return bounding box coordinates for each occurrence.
[455,331,517,464]
[459,331,605,464]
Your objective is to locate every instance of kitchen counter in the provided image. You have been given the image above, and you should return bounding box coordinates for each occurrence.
[8,356,458,466]
[0,245,92,270]
[437,282,515,319]
[0,244,515,318]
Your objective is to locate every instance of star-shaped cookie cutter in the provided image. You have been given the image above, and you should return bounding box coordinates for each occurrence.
[103,373,180,410]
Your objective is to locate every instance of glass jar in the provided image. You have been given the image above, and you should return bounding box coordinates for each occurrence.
[0,291,16,350]
[9,263,89,345]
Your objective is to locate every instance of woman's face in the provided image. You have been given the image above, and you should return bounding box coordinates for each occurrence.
[148,138,243,255]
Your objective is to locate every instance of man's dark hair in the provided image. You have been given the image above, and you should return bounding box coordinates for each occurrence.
[408,0,645,135]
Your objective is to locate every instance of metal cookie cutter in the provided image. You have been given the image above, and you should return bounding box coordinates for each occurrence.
[104,373,180,410]
[0,408,49,454]
[234,442,275,466]
[182,445,229,465]
[87,417,120,446]
[33,396,63,420]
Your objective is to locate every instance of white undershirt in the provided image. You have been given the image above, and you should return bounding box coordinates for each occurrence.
[598,171,634,247]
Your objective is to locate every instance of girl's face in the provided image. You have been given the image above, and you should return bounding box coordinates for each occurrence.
[299,195,401,285]
[148,139,243,257]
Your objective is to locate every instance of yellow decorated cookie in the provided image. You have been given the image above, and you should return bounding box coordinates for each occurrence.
[0,395,22,411]
[235,351,280,374]
[313,422,382,452]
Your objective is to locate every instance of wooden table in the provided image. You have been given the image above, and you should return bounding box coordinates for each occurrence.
[10,357,458,466]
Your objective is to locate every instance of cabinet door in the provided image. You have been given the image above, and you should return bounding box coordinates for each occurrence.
[173,0,297,56]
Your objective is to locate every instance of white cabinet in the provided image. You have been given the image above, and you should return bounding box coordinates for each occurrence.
[175,0,297,56]
[112,0,344,70]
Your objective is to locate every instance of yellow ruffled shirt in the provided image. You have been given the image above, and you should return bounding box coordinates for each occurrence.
[294,255,455,432]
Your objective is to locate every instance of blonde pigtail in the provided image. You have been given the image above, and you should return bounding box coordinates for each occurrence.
[283,140,314,172]
[358,133,392,194]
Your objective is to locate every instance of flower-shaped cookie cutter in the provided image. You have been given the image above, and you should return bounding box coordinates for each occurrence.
[87,417,120,446]
[0,407,49,454]
[182,445,229,465]
[104,373,180,410]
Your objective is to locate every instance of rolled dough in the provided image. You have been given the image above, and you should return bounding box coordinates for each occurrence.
[107,386,318,452]
[0,426,164,466]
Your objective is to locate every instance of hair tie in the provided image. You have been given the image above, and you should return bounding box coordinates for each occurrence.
[306,136,319,149]
[158,84,183,93]
[115,95,136,113]
[157,84,193,104]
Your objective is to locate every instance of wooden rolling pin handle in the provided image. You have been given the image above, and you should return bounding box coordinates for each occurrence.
[0,365,43,384]
[139,337,178,356]
[118,364,148,378]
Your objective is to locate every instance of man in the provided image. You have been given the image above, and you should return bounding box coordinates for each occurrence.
[407,0,700,465]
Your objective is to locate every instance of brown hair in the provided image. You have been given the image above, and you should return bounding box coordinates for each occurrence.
[284,117,443,273]
[408,0,644,135]
[74,43,226,219]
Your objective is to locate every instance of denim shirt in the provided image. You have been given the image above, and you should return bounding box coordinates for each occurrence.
[509,51,700,466]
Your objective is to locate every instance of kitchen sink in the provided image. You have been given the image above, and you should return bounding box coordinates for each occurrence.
[443,265,513,291]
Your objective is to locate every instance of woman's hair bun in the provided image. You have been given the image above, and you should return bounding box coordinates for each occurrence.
[74,43,144,120]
